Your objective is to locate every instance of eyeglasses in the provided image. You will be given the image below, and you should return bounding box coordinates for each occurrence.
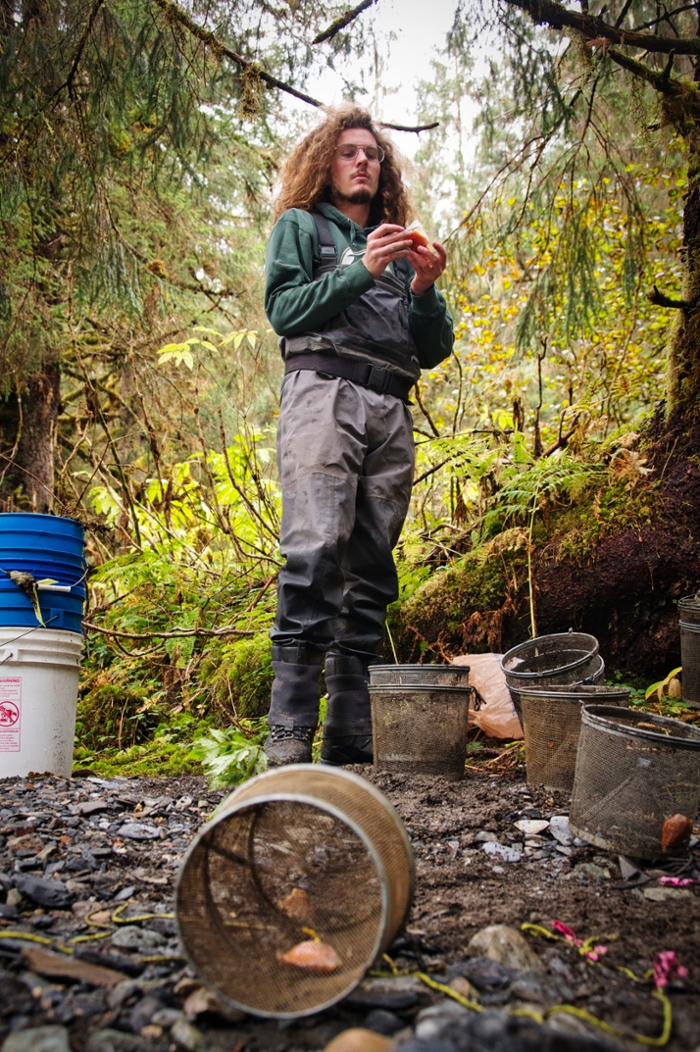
[335,143,385,163]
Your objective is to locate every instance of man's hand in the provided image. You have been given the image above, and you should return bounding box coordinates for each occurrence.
[363,224,412,278]
[408,241,447,296]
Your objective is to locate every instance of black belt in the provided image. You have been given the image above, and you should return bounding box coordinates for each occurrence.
[284,352,414,403]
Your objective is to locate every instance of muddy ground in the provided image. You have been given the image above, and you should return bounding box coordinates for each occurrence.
[0,762,698,1051]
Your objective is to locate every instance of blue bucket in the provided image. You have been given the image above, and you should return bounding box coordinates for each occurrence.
[0,514,86,633]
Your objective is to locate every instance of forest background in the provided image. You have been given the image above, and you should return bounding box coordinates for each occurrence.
[2,0,699,781]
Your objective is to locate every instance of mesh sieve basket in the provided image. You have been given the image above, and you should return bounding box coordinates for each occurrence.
[501,632,599,688]
[679,594,700,707]
[570,705,700,860]
[521,685,629,791]
[370,664,470,688]
[370,684,471,779]
[176,765,414,1018]
[508,654,605,726]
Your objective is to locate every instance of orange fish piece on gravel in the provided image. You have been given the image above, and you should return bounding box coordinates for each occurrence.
[661,813,693,852]
[277,939,340,972]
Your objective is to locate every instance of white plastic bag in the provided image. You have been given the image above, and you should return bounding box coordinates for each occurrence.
[452,653,523,739]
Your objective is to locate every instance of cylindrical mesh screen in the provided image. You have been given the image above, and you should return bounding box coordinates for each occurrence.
[508,656,605,725]
[370,664,471,688]
[501,633,599,690]
[521,685,629,790]
[570,705,700,860]
[679,596,700,706]
[176,766,414,1018]
[370,684,471,779]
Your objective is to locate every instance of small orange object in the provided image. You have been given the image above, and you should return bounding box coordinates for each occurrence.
[405,220,430,250]
[277,939,341,972]
[277,887,313,923]
[661,813,693,852]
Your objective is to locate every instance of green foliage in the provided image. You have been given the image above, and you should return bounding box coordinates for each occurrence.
[192,720,269,789]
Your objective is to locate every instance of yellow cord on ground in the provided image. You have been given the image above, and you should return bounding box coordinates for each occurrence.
[0,931,53,946]
[111,903,174,924]
[415,971,483,1013]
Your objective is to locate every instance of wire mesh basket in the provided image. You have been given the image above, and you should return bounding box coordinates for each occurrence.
[370,684,472,779]
[501,632,599,687]
[370,663,470,688]
[507,655,605,725]
[176,765,414,1018]
[520,685,629,790]
[679,594,700,707]
[570,705,700,859]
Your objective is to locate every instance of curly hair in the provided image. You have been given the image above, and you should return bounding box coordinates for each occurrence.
[273,105,412,226]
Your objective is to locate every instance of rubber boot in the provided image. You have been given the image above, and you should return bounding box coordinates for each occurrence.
[265,653,322,767]
[321,654,373,766]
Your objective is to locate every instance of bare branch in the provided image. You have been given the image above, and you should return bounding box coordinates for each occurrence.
[646,284,692,309]
[500,0,700,53]
[313,0,379,45]
[84,621,257,639]
[379,121,440,133]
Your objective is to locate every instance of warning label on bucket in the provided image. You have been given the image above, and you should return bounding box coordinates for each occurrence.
[0,678,21,752]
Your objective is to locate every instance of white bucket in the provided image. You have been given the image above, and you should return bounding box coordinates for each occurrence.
[0,626,83,778]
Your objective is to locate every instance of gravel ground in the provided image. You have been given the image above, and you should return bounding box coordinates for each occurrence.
[0,767,698,1052]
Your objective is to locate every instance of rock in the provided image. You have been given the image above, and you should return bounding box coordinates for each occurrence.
[6,888,22,907]
[118,823,160,841]
[514,820,549,835]
[85,1030,144,1052]
[415,1000,470,1042]
[363,1009,404,1036]
[448,956,516,991]
[323,1029,395,1052]
[74,800,110,816]
[446,976,475,1000]
[0,902,19,919]
[386,1043,455,1052]
[13,874,74,909]
[474,831,498,843]
[564,862,610,882]
[482,842,522,863]
[549,815,574,847]
[129,995,165,1033]
[170,1018,208,1051]
[642,886,693,902]
[344,976,425,1011]
[466,926,543,972]
[151,1008,186,1027]
[618,856,642,881]
[1,1026,72,1052]
[183,985,246,1023]
[7,833,44,854]
[21,946,126,987]
[508,969,564,1006]
[110,925,166,951]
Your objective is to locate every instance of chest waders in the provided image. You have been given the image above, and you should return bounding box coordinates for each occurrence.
[266,213,416,766]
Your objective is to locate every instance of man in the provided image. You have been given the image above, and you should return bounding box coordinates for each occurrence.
[263,105,453,767]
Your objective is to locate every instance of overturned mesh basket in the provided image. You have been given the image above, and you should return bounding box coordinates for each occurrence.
[501,632,602,724]
[570,705,700,859]
[679,594,700,708]
[176,765,414,1018]
[520,684,629,791]
[370,682,472,780]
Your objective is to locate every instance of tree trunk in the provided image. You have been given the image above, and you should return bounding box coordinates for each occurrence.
[0,363,60,513]
[667,127,700,420]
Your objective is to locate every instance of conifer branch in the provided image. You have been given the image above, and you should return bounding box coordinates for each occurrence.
[606,46,692,99]
[312,0,379,45]
[152,0,323,108]
[500,0,700,54]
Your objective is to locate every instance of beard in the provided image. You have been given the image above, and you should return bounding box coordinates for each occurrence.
[331,185,373,206]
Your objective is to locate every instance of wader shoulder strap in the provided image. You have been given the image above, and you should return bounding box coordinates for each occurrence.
[310,211,337,264]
